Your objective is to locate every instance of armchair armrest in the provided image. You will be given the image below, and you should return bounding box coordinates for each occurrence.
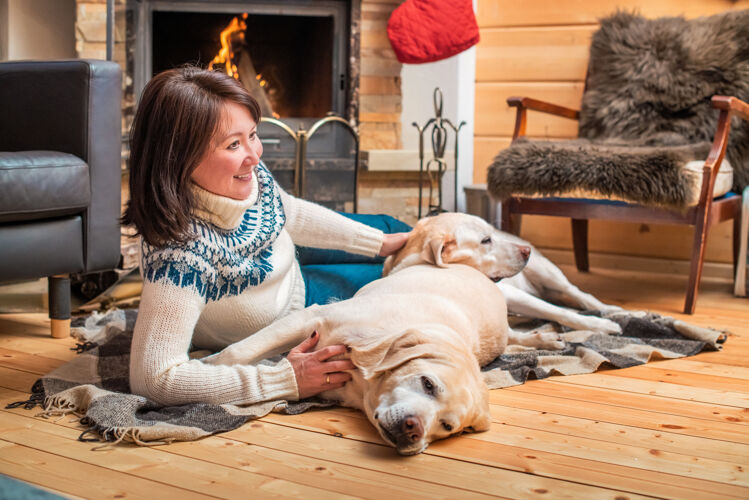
[697,95,749,205]
[506,96,580,140]
[712,95,749,122]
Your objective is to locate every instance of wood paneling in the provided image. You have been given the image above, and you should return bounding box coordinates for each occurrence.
[519,216,736,262]
[474,137,512,182]
[477,0,749,28]
[474,82,583,137]
[360,1,403,150]
[360,75,401,95]
[477,26,595,82]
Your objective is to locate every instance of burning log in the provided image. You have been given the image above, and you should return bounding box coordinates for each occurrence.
[235,50,275,119]
[207,13,276,119]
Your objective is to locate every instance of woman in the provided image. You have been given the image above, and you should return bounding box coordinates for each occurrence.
[122,66,409,406]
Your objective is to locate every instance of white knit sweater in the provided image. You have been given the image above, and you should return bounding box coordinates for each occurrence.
[129,164,384,406]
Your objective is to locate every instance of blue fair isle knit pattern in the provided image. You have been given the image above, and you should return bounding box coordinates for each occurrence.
[141,163,286,302]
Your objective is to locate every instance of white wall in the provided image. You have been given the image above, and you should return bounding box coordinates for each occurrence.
[1,0,76,61]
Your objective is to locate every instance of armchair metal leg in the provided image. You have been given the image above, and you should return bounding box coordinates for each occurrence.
[48,275,71,338]
[571,219,589,272]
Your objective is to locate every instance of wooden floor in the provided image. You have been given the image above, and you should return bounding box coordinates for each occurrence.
[0,266,747,499]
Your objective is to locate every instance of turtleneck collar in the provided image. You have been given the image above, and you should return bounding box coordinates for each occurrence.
[190,168,260,230]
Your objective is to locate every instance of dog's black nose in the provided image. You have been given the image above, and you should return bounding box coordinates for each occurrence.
[401,415,424,443]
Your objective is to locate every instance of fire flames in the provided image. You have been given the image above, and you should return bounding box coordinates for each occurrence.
[208,14,279,118]
[208,13,247,78]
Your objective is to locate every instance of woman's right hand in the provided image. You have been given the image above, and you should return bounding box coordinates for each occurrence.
[287,331,354,399]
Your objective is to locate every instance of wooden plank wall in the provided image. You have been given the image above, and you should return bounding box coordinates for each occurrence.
[360,0,403,150]
[473,0,749,264]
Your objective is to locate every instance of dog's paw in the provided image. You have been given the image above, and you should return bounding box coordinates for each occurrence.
[527,331,566,350]
[598,304,624,314]
[577,316,622,334]
[538,332,566,350]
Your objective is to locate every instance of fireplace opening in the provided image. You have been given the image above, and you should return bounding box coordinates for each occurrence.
[151,11,335,119]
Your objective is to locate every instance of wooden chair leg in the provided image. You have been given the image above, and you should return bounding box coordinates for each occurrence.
[685,217,711,315]
[733,215,741,278]
[500,201,522,235]
[571,218,589,272]
[48,275,71,339]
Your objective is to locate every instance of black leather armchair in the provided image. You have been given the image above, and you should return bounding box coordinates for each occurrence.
[0,60,122,337]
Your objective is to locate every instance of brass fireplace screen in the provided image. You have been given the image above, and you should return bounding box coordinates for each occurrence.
[261,115,361,213]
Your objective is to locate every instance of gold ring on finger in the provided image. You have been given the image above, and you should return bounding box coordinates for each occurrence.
[326,375,330,384]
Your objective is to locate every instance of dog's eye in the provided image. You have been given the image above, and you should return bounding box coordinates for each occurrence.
[441,422,453,432]
[481,236,491,245]
[421,376,435,396]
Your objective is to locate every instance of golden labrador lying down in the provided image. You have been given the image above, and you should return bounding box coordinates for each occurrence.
[204,213,619,454]
[384,213,623,339]
[204,245,525,455]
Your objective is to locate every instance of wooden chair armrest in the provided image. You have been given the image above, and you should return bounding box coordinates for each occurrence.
[712,95,749,122]
[507,97,580,119]
[696,96,748,205]
[507,96,580,140]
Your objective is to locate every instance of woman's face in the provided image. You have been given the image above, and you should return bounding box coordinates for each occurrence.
[191,101,263,200]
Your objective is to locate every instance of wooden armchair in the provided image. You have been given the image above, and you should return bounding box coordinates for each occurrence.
[488,11,749,314]
[499,96,746,314]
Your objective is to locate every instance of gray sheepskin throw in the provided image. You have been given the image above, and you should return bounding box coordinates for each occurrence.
[488,10,749,208]
[7,307,725,446]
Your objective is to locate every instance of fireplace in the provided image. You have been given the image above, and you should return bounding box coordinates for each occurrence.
[131,0,359,209]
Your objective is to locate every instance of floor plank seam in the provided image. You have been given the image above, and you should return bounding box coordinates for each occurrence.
[0,437,223,499]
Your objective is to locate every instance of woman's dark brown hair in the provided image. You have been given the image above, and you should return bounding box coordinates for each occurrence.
[122,65,261,247]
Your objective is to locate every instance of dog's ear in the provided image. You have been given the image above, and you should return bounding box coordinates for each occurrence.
[465,412,492,433]
[351,329,438,380]
[465,387,492,433]
[421,235,455,268]
[382,255,395,276]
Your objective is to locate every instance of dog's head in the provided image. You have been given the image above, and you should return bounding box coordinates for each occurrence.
[350,327,491,455]
[384,212,530,281]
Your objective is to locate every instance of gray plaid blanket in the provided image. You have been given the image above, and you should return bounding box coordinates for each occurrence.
[9,308,725,446]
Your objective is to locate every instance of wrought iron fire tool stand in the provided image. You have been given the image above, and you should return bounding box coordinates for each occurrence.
[260,114,360,213]
[413,88,466,218]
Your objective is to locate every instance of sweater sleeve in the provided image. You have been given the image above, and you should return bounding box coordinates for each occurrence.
[278,185,384,257]
[129,279,299,406]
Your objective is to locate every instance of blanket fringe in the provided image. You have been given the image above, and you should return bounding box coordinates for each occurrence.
[72,341,98,353]
[5,379,45,410]
[80,425,175,450]
[38,394,85,422]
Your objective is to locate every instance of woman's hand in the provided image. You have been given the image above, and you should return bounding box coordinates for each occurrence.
[287,331,355,399]
[378,231,410,257]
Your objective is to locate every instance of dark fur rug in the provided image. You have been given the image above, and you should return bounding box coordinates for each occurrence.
[488,10,749,207]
